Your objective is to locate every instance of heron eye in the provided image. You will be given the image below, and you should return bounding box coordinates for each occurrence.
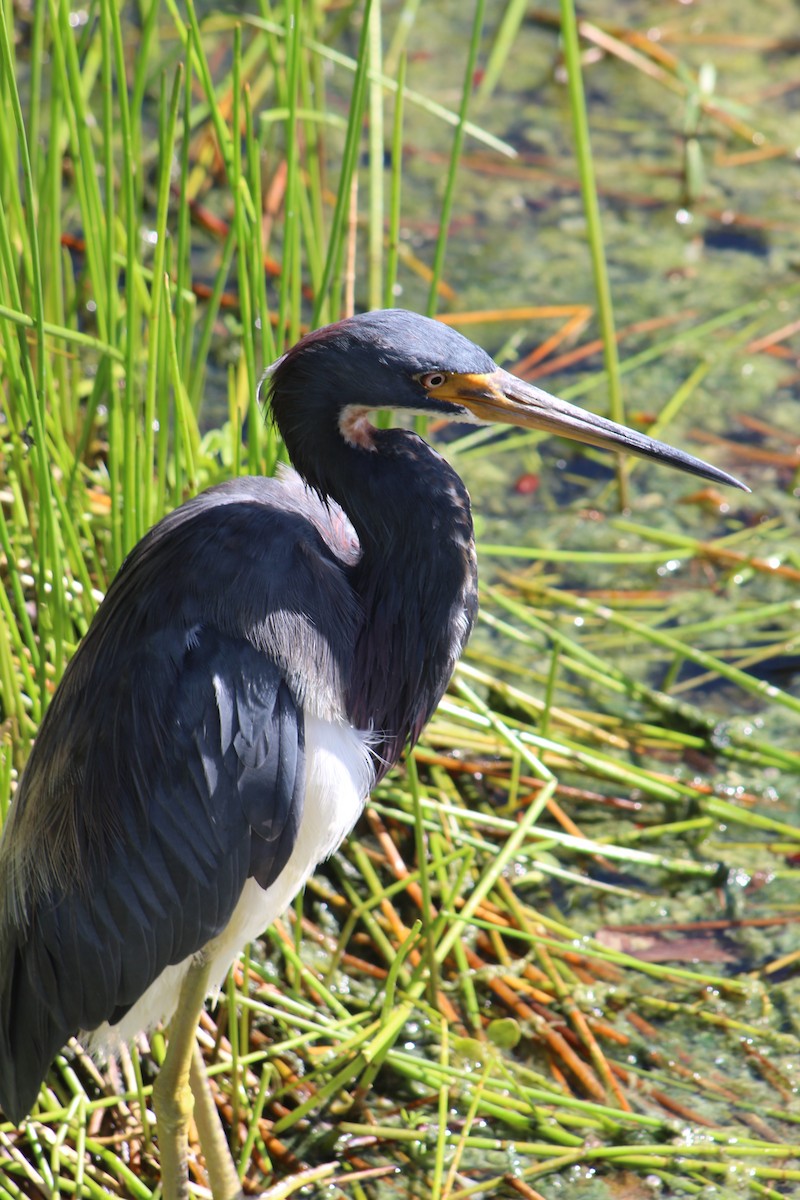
[420,371,448,389]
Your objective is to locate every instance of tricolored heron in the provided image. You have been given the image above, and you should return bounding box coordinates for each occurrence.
[0,309,746,1198]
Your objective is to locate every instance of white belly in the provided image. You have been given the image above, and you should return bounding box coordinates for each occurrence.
[89,716,374,1051]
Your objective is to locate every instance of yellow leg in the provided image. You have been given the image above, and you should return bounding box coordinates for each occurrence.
[152,955,212,1200]
[154,954,301,1200]
[189,1041,242,1200]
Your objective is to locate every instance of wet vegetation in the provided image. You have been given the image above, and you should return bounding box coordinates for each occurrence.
[0,1,798,1197]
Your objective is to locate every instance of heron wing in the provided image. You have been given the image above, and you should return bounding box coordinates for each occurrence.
[0,477,361,1122]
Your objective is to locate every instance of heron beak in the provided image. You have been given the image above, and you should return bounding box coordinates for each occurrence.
[440,369,749,493]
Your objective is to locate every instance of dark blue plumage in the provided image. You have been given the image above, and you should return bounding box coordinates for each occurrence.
[0,482,327,1119]
[0,315,487,1122]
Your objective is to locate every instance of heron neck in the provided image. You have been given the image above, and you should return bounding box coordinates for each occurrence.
[331,427,478,779]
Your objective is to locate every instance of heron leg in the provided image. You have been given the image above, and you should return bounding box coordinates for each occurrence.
[189,1041,243,1200]
[152,954,212,1200]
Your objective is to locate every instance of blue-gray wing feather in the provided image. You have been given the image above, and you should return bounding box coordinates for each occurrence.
[0,475,361,1122]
